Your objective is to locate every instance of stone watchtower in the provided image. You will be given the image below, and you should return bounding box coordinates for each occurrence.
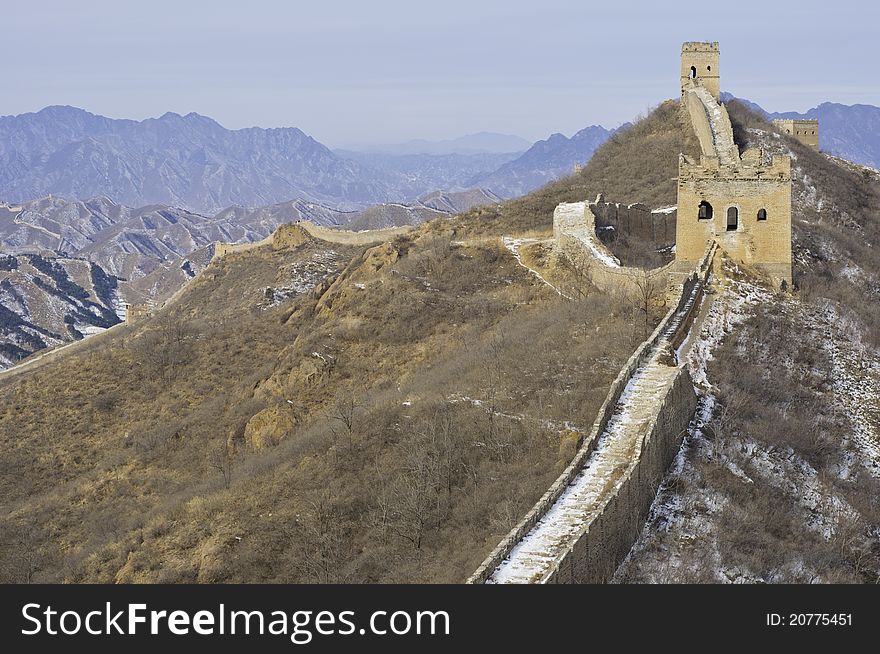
[675,41,793,288]
[772,118,820,150]
[680,42,720,100]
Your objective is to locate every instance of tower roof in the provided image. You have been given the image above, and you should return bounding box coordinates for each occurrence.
[682,42,719,52]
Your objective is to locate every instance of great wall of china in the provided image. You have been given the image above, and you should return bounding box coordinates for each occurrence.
[211,221,414,259]
[469,41,796,583]
[470,243,715,583]
[122,221,416,322]
[0,43,799,583]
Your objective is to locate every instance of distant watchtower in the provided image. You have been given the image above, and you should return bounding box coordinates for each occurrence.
[681,42,720,100]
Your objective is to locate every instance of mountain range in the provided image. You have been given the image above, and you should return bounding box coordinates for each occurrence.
[0,252,123,366]
[342,132,533,155]
[0,106,405,212]
[0,107,611,213]
[4,96,880,366]
[0,187,503,365]
[466,125,614,198]
[3,100,880,220]
[722,94,880,170]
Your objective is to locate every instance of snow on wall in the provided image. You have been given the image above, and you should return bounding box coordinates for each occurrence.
[553,200,683,298]
[469,244,716,583]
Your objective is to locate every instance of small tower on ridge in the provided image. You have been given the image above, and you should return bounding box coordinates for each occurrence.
[680,42,720,100]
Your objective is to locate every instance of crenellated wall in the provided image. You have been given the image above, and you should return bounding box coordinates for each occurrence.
[553,199,679,298]
[677,153,792,286]
[469,244,716,584]
[590,195,677,249]
[211,221,414,261]
[772,118,819,150]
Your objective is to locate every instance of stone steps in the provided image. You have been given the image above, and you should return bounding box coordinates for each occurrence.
[487,329,683,583]
[686,83,739,166]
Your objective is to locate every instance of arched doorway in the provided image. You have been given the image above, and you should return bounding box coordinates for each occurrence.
[698,200,713,220]
[757,208,767,221]
[726,206,739,231]
[690,66,697,79]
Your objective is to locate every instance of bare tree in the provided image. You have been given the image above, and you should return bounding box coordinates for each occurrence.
[293,493,351,583]
[383,433,444,550]
[562,250,592,301]
[420,236,453,290]
[479,329,508,444]
[133,314,199,381]
[208,437,235,489]
[632,270,663,340]
[0,520,44,584]
[327,392,362,449]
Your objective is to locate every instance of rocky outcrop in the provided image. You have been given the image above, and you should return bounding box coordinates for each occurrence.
[271,224,312,250]
[244,404,296,449]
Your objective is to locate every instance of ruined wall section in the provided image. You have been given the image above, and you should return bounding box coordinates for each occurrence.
[590,195,676,249]
[212,221,415,261]
[298,222,413,246]
[554,200,676,298]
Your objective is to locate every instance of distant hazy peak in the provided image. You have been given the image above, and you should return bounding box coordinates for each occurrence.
[343,132,534,156]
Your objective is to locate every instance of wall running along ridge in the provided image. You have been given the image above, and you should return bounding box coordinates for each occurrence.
[468,243,716,584]
[553,199,681,298]
[211,221,414,259]
[772,119,819,150]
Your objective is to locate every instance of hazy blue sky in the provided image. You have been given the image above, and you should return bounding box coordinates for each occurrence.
[3,0,877,146]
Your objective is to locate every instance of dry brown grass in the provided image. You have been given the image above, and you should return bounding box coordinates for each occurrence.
[0,220,638,583]
[450,100,699,239]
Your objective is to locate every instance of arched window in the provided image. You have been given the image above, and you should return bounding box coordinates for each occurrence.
[698,200,713,220]
[690,66,697,79]
[727,206,739,231]
[757,208,767,221]
[707,65,711,71]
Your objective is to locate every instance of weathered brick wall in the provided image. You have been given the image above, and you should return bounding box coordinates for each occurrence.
[468,246,713,583]
[298,221,413,245]
[554,201,677,298]
[211,234,274,260]
[676,154,792,287]
[591,197,676,249]
[545,369,697,583]
[211,221,414,261]
[773,119,819,150]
